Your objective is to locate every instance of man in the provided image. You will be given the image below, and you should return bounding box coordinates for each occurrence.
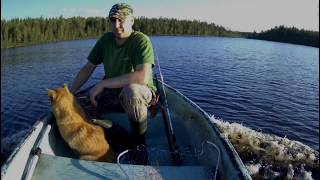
[70,3,156,147]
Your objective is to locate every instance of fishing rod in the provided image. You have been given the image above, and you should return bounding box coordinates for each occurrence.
[154,51,181,165]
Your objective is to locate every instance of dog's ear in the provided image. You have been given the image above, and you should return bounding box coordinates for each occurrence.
[63,83,70,92]
[47,89,57,101]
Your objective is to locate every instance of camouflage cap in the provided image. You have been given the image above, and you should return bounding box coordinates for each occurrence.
[108,3,133,20]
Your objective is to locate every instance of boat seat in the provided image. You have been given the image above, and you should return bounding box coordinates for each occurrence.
[31,154,208,180]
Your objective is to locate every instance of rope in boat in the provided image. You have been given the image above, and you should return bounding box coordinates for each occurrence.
[116,141,220,179]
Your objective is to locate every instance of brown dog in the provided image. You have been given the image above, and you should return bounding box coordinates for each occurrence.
[47,84,116,162]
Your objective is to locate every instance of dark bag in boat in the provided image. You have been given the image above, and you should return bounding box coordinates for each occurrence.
[149,90,160,118]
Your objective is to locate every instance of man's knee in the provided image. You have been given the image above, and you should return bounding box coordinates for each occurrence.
[119,84,152,125]
[119,84,152,106]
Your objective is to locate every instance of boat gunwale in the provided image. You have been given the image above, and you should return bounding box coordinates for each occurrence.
[21,113,53,179]
[1,113,52,178]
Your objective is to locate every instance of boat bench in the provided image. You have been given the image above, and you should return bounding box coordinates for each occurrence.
[31,154,208,180]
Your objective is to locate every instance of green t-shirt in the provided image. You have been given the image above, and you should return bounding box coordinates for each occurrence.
[87,31,156,91]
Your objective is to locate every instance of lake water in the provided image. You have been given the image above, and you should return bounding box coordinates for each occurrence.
[1,36,319,165]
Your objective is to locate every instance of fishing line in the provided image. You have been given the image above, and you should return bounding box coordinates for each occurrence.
[154,48,181,165]
[154,51,174,132]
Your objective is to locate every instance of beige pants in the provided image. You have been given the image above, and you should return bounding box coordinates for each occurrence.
[76,84,153,136]
[119,84,153,136]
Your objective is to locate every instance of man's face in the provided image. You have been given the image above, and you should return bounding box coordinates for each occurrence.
[109,16,134,39]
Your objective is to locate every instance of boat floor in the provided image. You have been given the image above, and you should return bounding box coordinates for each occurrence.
[32,154,208,180]
[32,112,212,179]
[99,112,201,165]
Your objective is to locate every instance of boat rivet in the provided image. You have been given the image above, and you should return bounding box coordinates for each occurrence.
[32,147,42,156]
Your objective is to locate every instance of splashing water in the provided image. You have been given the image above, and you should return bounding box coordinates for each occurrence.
[209,115,319,180]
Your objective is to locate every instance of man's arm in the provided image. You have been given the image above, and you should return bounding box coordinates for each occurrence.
[70,62,97,94]
[89,63,152,106]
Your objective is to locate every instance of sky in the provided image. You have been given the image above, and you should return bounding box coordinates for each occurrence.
[1,0,319,32]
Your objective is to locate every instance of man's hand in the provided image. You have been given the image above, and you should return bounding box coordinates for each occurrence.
[89,82,104,107]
